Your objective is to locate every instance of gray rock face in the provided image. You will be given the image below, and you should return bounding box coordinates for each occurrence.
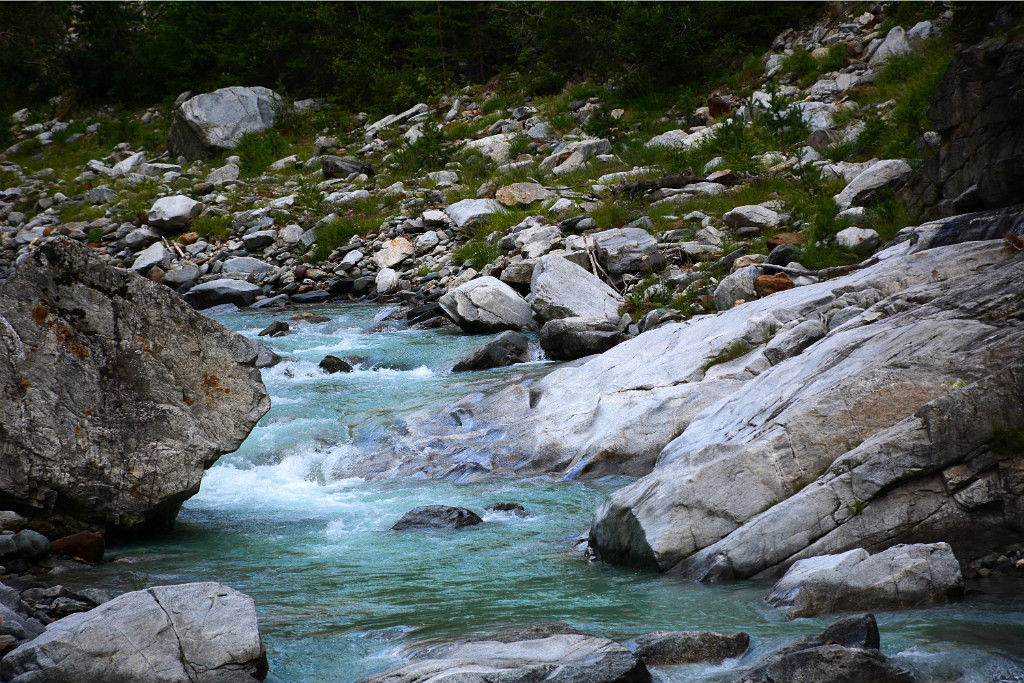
[452,331,530,372]
[591,228,659,274]
[589,237,1024,574]
[131,241,171,274]
[834,159,912,211]
[163,264,200,289]
[623,630,748,665]
[733,617,912,683]
[439,277,537,333]
[540,317,629,361]
[356,632,649,683]
[835,226,881,255]
[168,86,281,160]
[529,255,623,323]
[900,34,1024,219]
[723,205,781,231]
[765,543,964,618]
[183,279,262,309]
[0,239,270,537]
[0,582,268,683]
[222,256,274,275]
[391,505,483,531]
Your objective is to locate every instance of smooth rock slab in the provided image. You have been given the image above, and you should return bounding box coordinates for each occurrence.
[0,582,268,683]
[439,276,537,333]
[0,239,269,536]
[356,633,649,683]
[765,543,964,619]
[391,505,483,531]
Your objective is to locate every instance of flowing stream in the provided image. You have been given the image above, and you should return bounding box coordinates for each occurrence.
[72,304,1024,682]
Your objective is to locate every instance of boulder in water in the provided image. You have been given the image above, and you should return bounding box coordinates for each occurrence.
[50,530,105,563]
[391,505,483,531]
[319,355,353,374]
[451,331,529,372]
[439,277,537,334]
[623,630,749,665]
[0,238,270,537]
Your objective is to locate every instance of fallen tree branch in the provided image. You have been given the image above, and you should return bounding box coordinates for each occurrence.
[765,256,879,278]
[613,174,709,196]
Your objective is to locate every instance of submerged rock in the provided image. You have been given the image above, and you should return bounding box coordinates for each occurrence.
[0,239,270,537]
[391,505,483,531]
[765,543,964,618]
[0,582,268,683]
[319,355,353,374]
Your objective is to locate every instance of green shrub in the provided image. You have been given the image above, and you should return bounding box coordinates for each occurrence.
[310,218,363,262]
[190,213,233,241]
[235,130,288,177]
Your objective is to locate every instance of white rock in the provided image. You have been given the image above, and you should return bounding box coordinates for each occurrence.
[278,224,303,246]
[869,26,910,65]
[834,159,913,210]
[439,276,537,333]
[723,205,781,231]
[835,227,881,255]
[446,198,502,229]
[376,268,400,294]
[206,163,241,186]
[415,231,440,254]
[529,254,623,323]
[147,196,203,233]
[131,242,170,273]
[375,237,415,268]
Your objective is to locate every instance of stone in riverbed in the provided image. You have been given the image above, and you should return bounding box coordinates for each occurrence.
[484,502,529,517]
[0,238,270,537]
[50,531,105,563]
[0,582,268,683]
[439,276,537,334]
[765,543,964,619]
[355,631,649,683]
[451,330,530,372]
[184,279,262,309]
[391,505,483,531]
[623,630,749,665]
[731,614,912,683]
[540,317,629,361]
[257,321,288,337]
[319,355,353,374]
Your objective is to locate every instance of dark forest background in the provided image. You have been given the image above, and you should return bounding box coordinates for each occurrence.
[1,2,815,112]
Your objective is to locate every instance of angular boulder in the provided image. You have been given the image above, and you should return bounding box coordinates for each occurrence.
[439,277,537,333]
[147,196,203,233]
[835,226,881,255]
[375,237,414,269]
[0,582,268,683]
[496,182,551,207]
[446,198,502,229]
[391,505,483,531]
[168,86,281,161]
[834,160,913,211]
[0,239,270,536]
[591,228,659,274]
[452,331,530,372]
[723,205,781,231]
[183,279,262,309]
[765,543,964,618]
[529,254,623,323]
[540,317,629,361]
[732,614,912,683]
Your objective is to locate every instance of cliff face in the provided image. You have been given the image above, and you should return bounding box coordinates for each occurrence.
[901,25,1024,219]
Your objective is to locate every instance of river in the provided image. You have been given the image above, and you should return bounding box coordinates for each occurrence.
[71,304,1024,682]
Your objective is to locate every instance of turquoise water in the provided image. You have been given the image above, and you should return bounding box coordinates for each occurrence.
[77,304,1024,682]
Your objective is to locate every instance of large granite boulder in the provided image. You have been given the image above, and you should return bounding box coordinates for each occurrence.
[540,317,629,361]
[355,631,649,683]
[900,30,1024,219]
[147,196,203,233]
[765,543,964,618]
[452,331,530,372]
[834,159,913,211]
[588,234,1024,573]
[0,239,270,537]
[529,254,623,323]
[0,582,268,683]
[591,228,659,274]
[439,276,537,333]
[168,86,281,161]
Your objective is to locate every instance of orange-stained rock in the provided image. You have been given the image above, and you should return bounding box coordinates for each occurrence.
[754,274,795,297]
[51,530,105,563]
